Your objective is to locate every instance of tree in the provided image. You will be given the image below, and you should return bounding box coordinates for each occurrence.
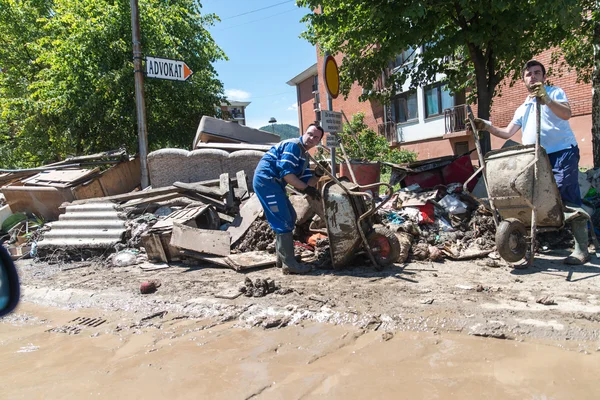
[557,1,599,167]
[0,0,226,167]
[298,0,582,154]
[340,112,417,164]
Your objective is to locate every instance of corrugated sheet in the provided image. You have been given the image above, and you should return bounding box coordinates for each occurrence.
[37,202,126,249]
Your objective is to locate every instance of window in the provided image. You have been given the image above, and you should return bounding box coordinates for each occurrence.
[391,91,418,123]
[454,141,469,155]
[425,83,454,118]
[312,75,320,108]
[389,47,417,69]
[312,75,319,93]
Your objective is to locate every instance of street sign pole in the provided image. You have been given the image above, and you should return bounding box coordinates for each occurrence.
[323,54,340,175]
[328,91,335,174]
[130,0,149,188]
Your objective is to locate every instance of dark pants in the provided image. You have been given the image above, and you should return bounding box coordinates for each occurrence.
[548,145,582,206]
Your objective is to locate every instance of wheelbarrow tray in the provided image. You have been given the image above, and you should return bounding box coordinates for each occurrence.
[322,179,371,269]
[484,144,563,228]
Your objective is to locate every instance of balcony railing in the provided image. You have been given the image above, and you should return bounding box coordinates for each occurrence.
[444,104,467,134]
[378,121,398,144]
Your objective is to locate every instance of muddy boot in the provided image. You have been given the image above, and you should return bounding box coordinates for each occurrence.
[276,232,311,275]
[275,237,282,268]
[564,218,591,265]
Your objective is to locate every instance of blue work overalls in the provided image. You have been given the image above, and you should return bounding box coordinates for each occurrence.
[253,137,313,234]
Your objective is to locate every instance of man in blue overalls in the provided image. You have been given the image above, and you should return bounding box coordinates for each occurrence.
[473,60,590,265]
[253,124,324,274]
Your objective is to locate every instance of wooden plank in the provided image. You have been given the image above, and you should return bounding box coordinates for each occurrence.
[182,191,226,212]
[71,178,105,200]
[171,222,230,256]
[226,251,276,271]
[151,205,211,231]
[173,181,226,198]
[179,249,231,267]
[141,233,169,263]
[227,194,263,245]
[117,192,183,209]
[97,157,140,196]
[236,170,249,194]
[220,173,234,209]
[70,185,183,205]
[217,212,235,223]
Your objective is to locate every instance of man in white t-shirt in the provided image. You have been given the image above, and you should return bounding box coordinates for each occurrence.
[472,60,589,265]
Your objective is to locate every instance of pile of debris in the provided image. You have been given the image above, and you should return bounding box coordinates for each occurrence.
[374,181,495,262]
[0,149,140,260]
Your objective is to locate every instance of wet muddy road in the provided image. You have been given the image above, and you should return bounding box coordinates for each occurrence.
[1,302,600,399]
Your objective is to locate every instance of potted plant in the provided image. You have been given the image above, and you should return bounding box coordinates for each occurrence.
[338,112,417,190]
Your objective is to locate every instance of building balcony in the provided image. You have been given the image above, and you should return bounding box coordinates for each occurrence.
[443,104,468,138]
[378,121,398,144]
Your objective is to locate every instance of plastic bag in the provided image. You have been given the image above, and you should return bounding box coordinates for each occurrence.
[439,194,468,215]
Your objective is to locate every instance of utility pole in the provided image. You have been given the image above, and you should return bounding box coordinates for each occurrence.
[593,2,600,167]
[130,0,149,188]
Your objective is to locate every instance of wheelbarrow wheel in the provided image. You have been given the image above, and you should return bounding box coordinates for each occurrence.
[367,227,401,269]
[495,218,528,263]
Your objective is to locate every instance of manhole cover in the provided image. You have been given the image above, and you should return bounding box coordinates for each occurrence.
[47,316,107,335]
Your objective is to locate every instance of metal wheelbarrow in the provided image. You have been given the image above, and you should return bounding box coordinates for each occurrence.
[302,144,401,270]
[463,104,598,267]
[321,178,401,270]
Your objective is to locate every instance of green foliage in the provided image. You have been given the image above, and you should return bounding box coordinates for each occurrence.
[0,0,226,167]
[298,0,583,122]
[258,123,300,140]
[339,112,417,164]
[554,0,597,83]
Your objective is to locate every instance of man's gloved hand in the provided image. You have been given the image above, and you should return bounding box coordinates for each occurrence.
[465,118,492,131]
[313,160,328,178]
[529,82,550,105]
[302,185,321,201]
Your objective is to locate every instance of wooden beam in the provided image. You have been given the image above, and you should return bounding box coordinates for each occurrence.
[227,194,263,245]
[171,222,230,256]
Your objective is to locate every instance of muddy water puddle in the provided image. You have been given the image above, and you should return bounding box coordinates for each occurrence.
[1,303,599,399]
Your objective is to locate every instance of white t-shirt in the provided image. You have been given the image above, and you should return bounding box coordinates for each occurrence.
[510,86,577,154]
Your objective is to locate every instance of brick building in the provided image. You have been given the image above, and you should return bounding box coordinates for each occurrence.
[218,101,250,126]
[287,49,594,166]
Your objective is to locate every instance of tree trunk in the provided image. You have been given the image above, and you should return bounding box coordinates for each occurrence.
[593,13,600,168]
[476,83,493,155]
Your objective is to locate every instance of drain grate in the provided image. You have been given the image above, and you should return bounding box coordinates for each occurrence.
[69,317,107,328]
[47,317,107,335]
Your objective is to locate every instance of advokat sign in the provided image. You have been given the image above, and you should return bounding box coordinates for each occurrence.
[145,56,193,82]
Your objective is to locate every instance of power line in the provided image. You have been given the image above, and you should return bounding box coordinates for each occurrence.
[214,7,299,31]
[221,0,294,20]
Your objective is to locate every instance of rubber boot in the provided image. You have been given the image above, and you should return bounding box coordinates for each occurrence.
[564,218,591,265]
[274,238,282,268]
[276,233,311,274]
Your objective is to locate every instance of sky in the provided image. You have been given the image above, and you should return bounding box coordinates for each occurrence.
[201,0,315,129]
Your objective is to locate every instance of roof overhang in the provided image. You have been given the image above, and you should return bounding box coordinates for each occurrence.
[286,63,318,86]
[221,101,251,107]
